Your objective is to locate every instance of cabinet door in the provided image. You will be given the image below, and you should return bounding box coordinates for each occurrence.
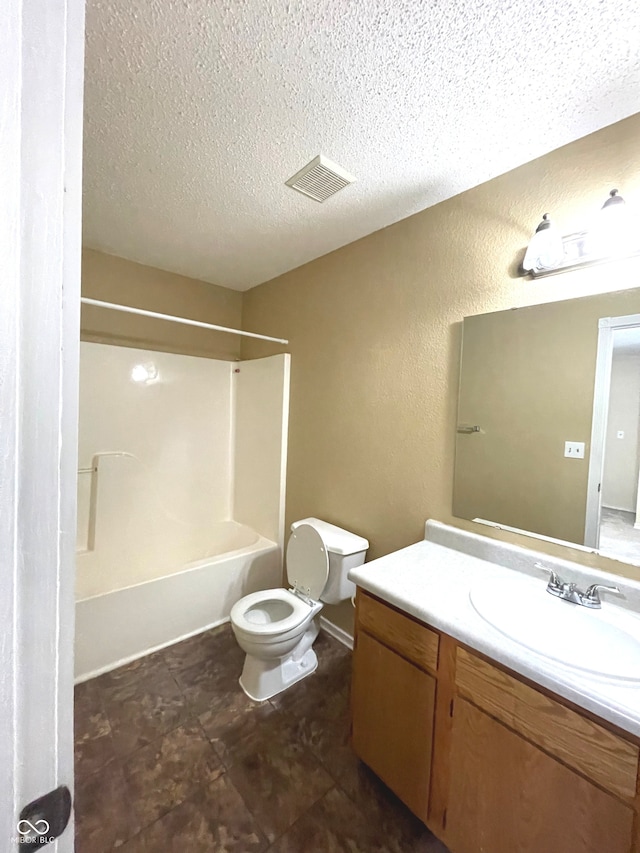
[351,630,436,823]
[446,698,634,853]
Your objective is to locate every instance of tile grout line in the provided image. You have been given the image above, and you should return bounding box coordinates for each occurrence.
[262,784,340,852]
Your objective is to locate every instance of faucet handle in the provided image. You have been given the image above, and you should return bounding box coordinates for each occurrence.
[534,562,563,589]
[585,583,620,596]
[583,583,620,607]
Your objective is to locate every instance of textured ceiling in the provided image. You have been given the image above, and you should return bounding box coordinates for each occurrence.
[83,0,640,291]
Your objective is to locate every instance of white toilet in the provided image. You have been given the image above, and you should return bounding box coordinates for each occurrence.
[230,517,369,701]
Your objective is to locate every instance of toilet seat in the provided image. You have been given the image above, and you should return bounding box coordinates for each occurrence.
[286,524,329,599]
[230,588,315,640]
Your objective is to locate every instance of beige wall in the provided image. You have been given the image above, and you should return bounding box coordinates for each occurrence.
[603,351,640,512]
[454,289,640,544]
[241,113,640,634]
[81,248,243,360]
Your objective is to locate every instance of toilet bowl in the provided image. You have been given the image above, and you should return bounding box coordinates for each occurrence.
[230,518,368,701]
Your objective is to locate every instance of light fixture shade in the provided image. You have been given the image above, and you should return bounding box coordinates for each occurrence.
[522,214,564,273]
[602,188,626,210]
[588,189,631,258]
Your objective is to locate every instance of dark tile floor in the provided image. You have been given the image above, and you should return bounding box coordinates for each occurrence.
[74,624,450,852]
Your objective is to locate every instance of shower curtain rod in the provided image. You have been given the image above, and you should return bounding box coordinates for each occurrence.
[81,298,289,345]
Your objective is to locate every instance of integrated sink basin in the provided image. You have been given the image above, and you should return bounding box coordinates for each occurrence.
[470,573,640,682]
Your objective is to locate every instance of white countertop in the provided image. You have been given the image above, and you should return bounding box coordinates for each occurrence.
[348,523,640,739]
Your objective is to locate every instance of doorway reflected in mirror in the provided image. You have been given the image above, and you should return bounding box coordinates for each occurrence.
[588,318,640,564]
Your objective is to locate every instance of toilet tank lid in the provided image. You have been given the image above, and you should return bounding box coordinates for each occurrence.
[290,517,369,555]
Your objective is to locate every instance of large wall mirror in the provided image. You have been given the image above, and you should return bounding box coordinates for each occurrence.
[453,287,640,567]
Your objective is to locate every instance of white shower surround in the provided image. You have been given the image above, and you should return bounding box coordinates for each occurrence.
[75,342,290,680]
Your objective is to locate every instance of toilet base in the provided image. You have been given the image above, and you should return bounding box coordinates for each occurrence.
[239,647,319,702]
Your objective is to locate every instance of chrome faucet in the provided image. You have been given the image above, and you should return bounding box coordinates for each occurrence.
[535,563,620,609]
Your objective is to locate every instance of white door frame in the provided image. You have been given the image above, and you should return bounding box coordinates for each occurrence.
[584,313,640,548]
[1,1,84,849]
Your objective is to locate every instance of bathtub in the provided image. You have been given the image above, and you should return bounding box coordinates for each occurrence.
[75,521,281,682]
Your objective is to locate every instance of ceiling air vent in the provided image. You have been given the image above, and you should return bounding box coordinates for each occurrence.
[285,155,356,202]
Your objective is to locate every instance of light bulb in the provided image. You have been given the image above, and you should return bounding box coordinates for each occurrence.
[522,214,564,273]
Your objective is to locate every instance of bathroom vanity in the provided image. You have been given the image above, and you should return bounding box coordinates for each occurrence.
[349,522,640,853]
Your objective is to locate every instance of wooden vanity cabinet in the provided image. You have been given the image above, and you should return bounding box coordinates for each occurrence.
[351,590,640,853]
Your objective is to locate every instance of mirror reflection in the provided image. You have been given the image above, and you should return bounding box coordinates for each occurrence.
[453,287,640,566]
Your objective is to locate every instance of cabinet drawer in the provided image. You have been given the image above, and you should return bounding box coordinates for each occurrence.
[455,647,639,800]
[357,591,439,674]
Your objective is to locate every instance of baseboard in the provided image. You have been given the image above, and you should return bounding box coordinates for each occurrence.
[602,504,636,514]
[74,616,231,684]
[319,616,354,650]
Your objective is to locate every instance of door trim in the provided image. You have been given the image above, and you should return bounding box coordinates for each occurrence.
[0,1,84,849]
[584,313,640,548]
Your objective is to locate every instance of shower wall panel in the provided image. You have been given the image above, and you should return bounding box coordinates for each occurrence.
[77,342,233,598]
[233,354,290,550]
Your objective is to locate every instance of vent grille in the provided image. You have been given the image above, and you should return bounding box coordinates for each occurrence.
[285,155,356,202]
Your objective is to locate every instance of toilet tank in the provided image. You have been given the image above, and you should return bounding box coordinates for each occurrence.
[290,517,369,605]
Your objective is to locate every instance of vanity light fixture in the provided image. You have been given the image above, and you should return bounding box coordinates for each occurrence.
[522,213,564,273]
[520,188,639,278]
